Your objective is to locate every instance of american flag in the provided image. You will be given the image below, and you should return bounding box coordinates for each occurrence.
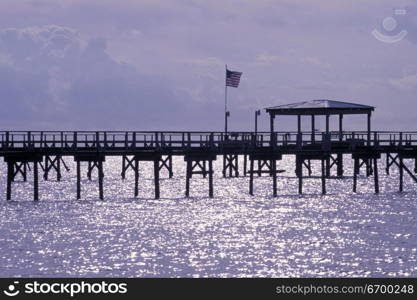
[226,69,242,88]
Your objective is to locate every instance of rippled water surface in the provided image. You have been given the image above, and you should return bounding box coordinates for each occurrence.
[0,156,416,277]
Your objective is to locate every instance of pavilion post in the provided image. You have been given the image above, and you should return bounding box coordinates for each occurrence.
[297,115,302,148]
[325,114,330,178]
[367,112,371,146]
[339,114,343,141]
[255,110,260,134]
[311,115,315,143]
[337,114,344,176]
[325,115,330,134]
[270,114,275,147]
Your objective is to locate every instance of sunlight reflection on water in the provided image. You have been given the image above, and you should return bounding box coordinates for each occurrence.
[0,156,416,277]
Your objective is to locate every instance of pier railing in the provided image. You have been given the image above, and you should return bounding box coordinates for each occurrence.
[1,131,417,151]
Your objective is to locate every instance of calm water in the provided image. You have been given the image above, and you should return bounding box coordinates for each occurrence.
[0,156,416,277]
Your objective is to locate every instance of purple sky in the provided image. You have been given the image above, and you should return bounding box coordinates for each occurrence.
[0,0,416,131]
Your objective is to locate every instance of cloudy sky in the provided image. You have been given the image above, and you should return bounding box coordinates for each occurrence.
[0,0,416,131]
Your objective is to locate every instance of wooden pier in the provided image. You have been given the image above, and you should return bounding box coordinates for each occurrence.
[1,100,417,200]
[1,129,417,201]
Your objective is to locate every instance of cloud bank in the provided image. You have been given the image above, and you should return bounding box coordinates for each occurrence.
[0,1,416,131]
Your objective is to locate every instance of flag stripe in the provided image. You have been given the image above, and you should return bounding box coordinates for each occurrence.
[226,69,242,88]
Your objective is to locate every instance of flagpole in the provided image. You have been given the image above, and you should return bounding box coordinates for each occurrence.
[224,64,227,134]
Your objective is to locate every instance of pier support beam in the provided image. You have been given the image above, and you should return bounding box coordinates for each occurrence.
[326,154,344,178]
[74,154,105,200]
[352,150,380,194]
[185,150,216,198]
[243,154,248,176]
[222,154,239,177]
[159,155,174,178]
[296,155,329,195]
[8,162,29,182]
[122,154,172,182]
[185,159,214,197]
[42,155,68,181]
[395,151,417,192]
[121,155,135,180]
[4,154,42,201]
[386,153,398,175]
[132,152,162,199]
[248,149,281,197]
[356,158,373,177]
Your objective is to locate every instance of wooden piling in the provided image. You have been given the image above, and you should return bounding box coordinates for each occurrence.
[374,158,379,194]
[243,154,247,176]
[257,160,262,176]
[34,161,39,201]
[272,159,277,197]
[298,158,303,194]
[208,160,213,198]
[122,155,126,179]
[76,161,81,199]
[134,159,139,197]
[203,160,207,178]
[399,157,404,192]
[168,155,173,178]
[325,157,331,178]
[44,157,49,180]
[337,153,343,176]
[221,155,226,178]
[6,162,12,200]
[353,158,358,193]
[321,158,326,195]
[23,162,27,182]
[87,161,92,180]
[185,161,191,197]
[98,161,104,200]
[154,159,160,199]
[249,158,254,195]
[57,157,62,181]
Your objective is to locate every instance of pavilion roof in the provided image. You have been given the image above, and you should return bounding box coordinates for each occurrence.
[265,99,374,115]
